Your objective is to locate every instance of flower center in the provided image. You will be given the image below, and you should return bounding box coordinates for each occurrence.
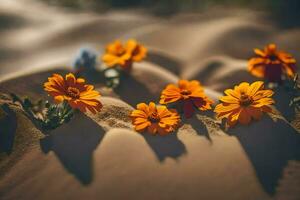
[181,89,191,96]
[148,112,160,123]
[131,46,140,56]
[117,51,125,56]
[115,46,126,56]
[66,87,80,99]
[268,54,278,61]
[240,92,253,106]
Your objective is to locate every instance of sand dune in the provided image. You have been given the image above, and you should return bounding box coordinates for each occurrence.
[0,0,300,200]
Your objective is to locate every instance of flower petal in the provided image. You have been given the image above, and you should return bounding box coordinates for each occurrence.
[224,89,240,99]
[236,82,250,94]
[219,96,239,104]
[214,103,240,113]
[66,73,76,87]
[247,81,264,96]
[135,122,150,131]
[238,108,251,125]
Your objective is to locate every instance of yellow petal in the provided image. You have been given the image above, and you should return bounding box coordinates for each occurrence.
[247,81,264,96]
[224,89,240,99]
[214,103,240,113]
[237,82,250,94]
[219,96,239,104]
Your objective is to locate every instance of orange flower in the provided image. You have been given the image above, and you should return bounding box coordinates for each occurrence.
[248,44,296,83]
[130,102,180,135]
[214,81,275,127]
[159,80,213,118]
[102,39,147,70]
[125,39,147,62]
[44,73,102,114]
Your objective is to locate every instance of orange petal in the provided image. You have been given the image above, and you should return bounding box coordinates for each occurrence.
[135,122,150,131]
[147,123,158,134]
[248,106,262,120]
[254,48,266,57]
[133,117,149,124]
[66,73,76,86]
[157,126,169,136]
[178,80,189,89]
[148,102,156,113]
[131,110,147,118]
[137,103,149,113]
[54,95,64,103]
[238,108,251,125]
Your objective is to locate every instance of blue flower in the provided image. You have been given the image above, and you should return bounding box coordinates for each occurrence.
[72,47,98,71]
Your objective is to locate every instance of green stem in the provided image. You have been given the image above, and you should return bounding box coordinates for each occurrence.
[60,101,74,123]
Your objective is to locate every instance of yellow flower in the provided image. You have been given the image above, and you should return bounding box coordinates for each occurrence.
[102,39,147,70]
[159,80,213,118]
[248,44,296,82]
[214,81,275,127]
[44,73,102,114]
[130,102,180,135]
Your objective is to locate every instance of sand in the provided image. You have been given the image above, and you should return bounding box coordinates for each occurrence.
[0,0,300,199]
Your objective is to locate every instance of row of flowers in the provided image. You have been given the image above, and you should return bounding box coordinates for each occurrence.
[11,39,298,136]
[131,80,275,135]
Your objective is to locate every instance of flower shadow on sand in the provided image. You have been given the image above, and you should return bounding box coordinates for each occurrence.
[114,76,154,107]
[142,111,219,162]
[0,104,17,154]
[146,51,181,75]
[142,132,187,162]
[272,86,296,121]
[40,112,105,185]
[189,112,219,142]
[83,70,154,108]
[228,116,300,195]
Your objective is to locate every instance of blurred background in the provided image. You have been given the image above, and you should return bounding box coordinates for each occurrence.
[42,0,300,27]
[0,0,300,80]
